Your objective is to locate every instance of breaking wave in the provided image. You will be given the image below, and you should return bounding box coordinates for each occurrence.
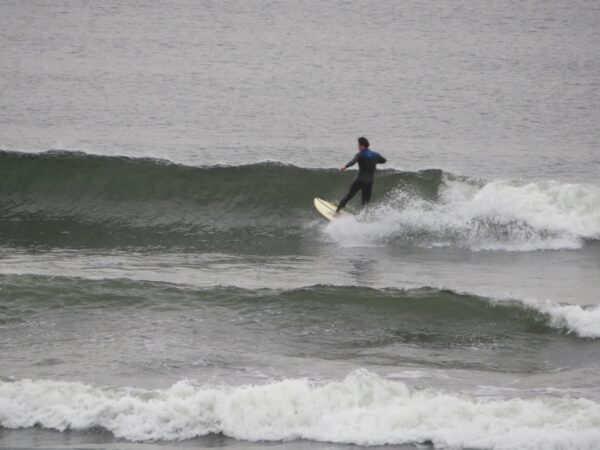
[2,274,599,339]
[1,371,599,449]
[326,177,600,251]
[1,150,599,250]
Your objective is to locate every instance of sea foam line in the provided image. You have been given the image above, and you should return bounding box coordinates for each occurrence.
[1,371,599,449]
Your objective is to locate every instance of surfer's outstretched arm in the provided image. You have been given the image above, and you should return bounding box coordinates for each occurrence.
[340,153,360,171]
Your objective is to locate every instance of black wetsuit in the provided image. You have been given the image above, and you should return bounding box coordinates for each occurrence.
[337,149,387,212]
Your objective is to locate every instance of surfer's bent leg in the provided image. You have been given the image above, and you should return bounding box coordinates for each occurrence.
[337,179,363,212]
[361,181,373,206]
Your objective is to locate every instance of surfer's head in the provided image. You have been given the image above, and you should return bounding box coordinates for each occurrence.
[358,137,370,151]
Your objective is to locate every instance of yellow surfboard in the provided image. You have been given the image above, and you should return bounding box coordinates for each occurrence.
[313,198,353,221]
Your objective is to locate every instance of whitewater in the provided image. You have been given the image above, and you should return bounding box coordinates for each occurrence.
[2,371,600,449]
[327,175,600,251]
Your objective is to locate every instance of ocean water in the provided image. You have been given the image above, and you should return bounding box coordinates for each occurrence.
[1,1,600,449]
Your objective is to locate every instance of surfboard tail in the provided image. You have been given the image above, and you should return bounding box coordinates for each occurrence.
[314,197,353,221]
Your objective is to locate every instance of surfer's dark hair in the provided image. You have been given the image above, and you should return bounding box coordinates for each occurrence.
[358,137,370,148]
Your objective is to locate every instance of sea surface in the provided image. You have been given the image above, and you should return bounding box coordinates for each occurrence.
[1,1,600,449]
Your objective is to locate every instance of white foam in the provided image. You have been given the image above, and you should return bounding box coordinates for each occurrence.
[520,298,600,339]
[1,371,600,449]
[326,177,600,251]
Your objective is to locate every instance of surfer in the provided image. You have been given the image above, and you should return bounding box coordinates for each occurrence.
[336,137,387,212]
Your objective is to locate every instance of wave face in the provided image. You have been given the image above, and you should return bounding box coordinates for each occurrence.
[1,371,600,448]
[1,150,599,250]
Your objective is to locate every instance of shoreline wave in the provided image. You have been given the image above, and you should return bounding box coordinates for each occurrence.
[1,370,599,449]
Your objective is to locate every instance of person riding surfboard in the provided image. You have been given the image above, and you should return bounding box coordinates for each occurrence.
[337,137,387,213]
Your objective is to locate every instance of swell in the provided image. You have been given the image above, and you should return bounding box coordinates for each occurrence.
[2,274,599,339]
